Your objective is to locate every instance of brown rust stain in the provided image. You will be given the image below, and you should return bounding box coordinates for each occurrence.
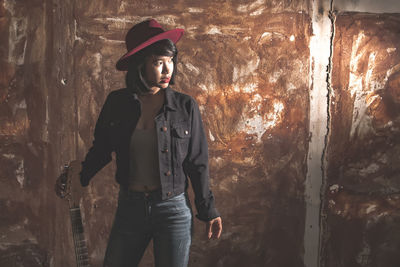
[325,187,400,267]
[0,119,29,137]
[1,0,311,266]
[328,188,400,220]
[175,10,310,266]
[324,13,400,267]
[75,6,311,266]
[328,13,400,188]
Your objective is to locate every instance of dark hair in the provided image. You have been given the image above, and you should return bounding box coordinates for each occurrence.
[125,39,178,94]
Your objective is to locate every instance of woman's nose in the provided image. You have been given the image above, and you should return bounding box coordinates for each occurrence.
[162,62,172,74]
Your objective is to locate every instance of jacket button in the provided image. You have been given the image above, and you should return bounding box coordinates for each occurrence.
[162,126,168,132]
[184,130,189,135]
[165,170,171,176]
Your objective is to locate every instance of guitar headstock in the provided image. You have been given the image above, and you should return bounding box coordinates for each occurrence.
[58,160,83,207]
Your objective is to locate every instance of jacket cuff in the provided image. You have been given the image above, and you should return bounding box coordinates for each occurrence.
[194,190,221,221]
[79,172,90,187]
[195,207,221,222]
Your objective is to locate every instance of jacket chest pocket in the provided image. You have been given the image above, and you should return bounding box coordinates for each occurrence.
[172,121,191,160]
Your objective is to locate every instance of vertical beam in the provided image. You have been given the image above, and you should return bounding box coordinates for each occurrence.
[304,0,335,266]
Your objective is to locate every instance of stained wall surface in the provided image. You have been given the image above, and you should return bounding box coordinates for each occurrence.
[74,1,312,267]
[323,13,400,267]
[1,0,400,267]
[1,0,311,266]
[0,0,55,266]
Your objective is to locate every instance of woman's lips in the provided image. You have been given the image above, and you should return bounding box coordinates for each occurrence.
[161,78,171,83]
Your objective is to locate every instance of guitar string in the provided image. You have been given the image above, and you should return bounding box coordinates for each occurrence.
[70,205,89,267]
[68,164,89,267]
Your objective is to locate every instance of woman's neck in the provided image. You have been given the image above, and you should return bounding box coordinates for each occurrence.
[139,87,165,104]
[147,86,162,95]
[135,88,165,130]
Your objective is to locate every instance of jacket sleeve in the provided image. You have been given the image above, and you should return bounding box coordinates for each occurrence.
[79,94,114,186]
[184,98,220,221]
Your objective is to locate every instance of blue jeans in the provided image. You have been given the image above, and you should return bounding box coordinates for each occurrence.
[103,188,192,267]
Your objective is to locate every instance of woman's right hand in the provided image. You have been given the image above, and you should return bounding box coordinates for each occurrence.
[206,216,222,239]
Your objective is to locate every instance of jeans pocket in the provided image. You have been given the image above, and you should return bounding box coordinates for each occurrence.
[169,194,191,215]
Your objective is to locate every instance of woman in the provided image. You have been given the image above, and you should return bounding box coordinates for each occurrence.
[60,19,222,267]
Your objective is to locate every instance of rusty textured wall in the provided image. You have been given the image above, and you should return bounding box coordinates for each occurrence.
[0,0,81,265]
[3,0,400,267]
[1,0,311,266]
[0,0,53,266]
[72,1,312,267]
[324,13,400,267]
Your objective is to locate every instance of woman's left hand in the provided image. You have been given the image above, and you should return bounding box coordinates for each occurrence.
[206,217,222,239]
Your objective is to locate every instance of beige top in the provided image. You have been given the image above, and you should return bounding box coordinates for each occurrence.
[128,128,161,191]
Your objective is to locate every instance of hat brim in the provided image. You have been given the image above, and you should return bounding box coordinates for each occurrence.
[116,28,184,71]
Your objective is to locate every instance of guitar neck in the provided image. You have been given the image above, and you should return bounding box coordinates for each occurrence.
[69,204,90,267]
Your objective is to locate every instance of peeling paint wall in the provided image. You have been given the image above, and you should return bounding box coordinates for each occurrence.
[1,1,312,266]
[1,0,400,267]
[0,0,52,266]
[71,1,312,266]
[323,11,400,267]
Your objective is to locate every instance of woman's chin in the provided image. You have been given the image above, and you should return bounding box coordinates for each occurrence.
[159,83,170,89]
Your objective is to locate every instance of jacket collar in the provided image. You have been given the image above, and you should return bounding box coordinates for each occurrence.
[128,86,177,111]
[164,86,177,111]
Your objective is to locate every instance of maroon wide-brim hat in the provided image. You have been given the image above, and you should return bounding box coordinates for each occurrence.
[116,19,184,71]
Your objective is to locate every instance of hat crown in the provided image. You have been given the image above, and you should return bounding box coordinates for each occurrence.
[116,19,183,70]
[125,19,164,51]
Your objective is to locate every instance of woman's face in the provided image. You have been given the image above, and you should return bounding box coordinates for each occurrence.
[143,55,174,90]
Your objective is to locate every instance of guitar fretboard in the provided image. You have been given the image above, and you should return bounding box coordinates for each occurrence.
[70,206,90,267]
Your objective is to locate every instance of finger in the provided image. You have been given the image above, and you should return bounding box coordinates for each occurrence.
[206,222,212,239]
[212,218,222,239]
[216,220,222,239]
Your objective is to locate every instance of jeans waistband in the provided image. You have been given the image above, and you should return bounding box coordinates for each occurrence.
[119,187,163,202]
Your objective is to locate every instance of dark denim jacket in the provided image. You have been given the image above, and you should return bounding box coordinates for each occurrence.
[80,86,220,221]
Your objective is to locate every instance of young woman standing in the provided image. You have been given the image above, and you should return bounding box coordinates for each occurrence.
[58,19,222,267]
